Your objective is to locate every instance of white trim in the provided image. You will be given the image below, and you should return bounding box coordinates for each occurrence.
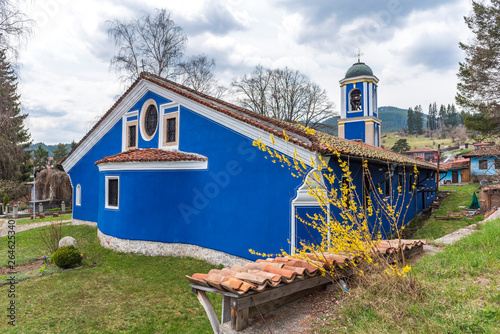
[158,102,180,150]
[105,175,119,210]
[98,159,208,171]
[75,184,81,206]
[368,82,373,116]
[140,99,159,141]
[339,75,379,85]
[340,85,346,118]
[122,110,138,152]
[144,81,319,167]
[337,115,382,124]
[363,82,368,116]
[63,80,319,172]
[63,82,150,172]
[290,166,329,254]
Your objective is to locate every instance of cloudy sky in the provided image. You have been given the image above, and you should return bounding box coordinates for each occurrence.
[17,0,473,144]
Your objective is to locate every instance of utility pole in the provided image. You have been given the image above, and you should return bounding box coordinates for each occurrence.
[436,144,441,193]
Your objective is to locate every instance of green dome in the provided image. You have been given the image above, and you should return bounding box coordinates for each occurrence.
[344,62,374,79]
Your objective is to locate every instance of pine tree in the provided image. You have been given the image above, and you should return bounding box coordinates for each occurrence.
[414,105,424,135]
[33,144,48,168]
[0,49,30,180]
[456,0,500,140]
[407,107,414,134]
[52,143,69,164]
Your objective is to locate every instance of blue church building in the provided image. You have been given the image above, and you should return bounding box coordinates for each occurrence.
[62,62,437,264]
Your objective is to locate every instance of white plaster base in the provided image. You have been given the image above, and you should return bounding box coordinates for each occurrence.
[97,229,248,267]
[71,219,97,227]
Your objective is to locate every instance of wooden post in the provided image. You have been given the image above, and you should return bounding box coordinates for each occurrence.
[436,144,440,193]
[231,308,249,332]
[222,296,231,324]
[193,289,220,334]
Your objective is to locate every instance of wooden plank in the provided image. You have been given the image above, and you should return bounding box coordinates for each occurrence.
[222,296,231,324]
[231,307,249,331]
[190,284,239,298]
[231,275,331,311]
[194,290,220,334]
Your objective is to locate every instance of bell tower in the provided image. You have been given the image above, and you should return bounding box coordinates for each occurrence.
[338,57,381,147]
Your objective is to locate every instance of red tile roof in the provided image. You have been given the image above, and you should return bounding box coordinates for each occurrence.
[64,72,436,170]
[186,239,426,295]
[463,145,500,157]
[95,148,207,165]
[440,158,470,171]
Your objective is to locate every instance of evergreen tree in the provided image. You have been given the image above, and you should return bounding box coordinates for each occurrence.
[0,49,30,181]
[407,107,414,134]
[438,104,447,130]
[52,143,69,164]
[70,140,77,149]
[414,105,424,135]
[391,139,411,153]
[33,144,48,168]
[456,0,500,140]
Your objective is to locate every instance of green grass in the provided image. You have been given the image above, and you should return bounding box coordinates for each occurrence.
[0,225,220,333]
[406,183,483,240]
[381,132,453,150]
[316,217,500,333]
[15,213,72,225]
[449,148,474,155]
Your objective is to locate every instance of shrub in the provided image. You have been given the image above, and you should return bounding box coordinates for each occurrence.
[3,193,9,207]
[52,245,82,269]
[47,207,61,212]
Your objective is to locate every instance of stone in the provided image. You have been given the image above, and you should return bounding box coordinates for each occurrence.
[59,236,77,248]
[61,201,66,213]
[38,202,43,214]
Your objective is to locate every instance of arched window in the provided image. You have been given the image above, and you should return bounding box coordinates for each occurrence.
[350,89,362,111]
[140,99,158,141]
[76,184,81,206]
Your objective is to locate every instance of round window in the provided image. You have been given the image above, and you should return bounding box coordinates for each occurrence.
[144,105,158,137]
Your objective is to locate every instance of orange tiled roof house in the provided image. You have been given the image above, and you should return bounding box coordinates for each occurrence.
[61,62,437,265]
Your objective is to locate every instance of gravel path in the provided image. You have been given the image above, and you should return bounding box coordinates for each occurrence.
[0,219,72,237]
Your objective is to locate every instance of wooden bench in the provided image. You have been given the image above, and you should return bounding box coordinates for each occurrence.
[191,275,331,333]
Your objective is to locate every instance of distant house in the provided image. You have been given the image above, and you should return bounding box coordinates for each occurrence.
[463,146,500,182]
[61,62,437,263]
[439,158,470,185]
[404,147,439,163]
[473,142,494,150]
[459,143,473,150]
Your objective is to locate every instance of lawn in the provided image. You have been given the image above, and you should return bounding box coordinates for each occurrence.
[316,217,500,333]
[0,225,220,333]
[15,213,72,225]
[381,132,453,151]
[405,183,483,241]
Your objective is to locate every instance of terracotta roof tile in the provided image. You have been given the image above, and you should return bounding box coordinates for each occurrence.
[186,239,427,296]
[65,72,436,171]
[94,148,207,165]
[463,145,500,157]
[440,159,470,171]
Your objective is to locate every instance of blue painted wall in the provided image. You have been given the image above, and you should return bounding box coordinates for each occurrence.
[470,157,499,176]
[440,169,462,184]
[68,88,436,260]
[344,121,365,142]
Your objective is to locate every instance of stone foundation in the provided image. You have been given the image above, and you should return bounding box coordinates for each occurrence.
[97,229,248,267]
[71,219,97,227]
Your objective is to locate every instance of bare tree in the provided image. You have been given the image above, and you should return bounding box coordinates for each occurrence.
[0,0,32,56]
[178,54,227,98]
[107,9,187,83]
[232,65,335,128]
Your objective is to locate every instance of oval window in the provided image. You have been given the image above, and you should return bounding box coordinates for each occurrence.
[145,105,158,137]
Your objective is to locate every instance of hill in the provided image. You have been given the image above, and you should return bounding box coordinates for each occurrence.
[320,106,412,135]
[27,142,71,157]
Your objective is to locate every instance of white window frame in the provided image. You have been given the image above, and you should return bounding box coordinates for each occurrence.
[125,120,138,150]
[159,102,180,150]
[105,175,120,210]
[140,99,159,141]
[122,110,138,152]
[75,184,81,206]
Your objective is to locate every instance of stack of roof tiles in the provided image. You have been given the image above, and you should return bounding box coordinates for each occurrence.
[186,239,426,296]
